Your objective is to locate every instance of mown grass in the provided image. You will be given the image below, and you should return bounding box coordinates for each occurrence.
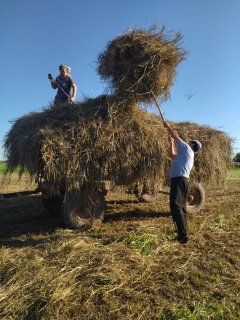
[0,170,239,319]
[125,233,158,255]
[160,304,240,320]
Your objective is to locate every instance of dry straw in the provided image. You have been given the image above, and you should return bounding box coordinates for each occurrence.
[4,27,232,193]
[98,26,186,104]
[4,97,232,193]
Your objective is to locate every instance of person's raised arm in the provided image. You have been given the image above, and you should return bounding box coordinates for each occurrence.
[163,120,180,143]
[168,135,177,159]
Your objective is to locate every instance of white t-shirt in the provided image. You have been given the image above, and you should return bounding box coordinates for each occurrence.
[169,138,194,178]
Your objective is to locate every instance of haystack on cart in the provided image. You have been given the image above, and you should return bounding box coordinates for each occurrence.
[4,28,231,228]
[38,164,206,228]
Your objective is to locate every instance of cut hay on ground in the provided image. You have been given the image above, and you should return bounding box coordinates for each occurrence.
[4,97,232,194]
[98,27,186,104]
[0,174,240,319]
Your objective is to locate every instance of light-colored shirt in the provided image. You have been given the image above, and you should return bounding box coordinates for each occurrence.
[169,138,194,178]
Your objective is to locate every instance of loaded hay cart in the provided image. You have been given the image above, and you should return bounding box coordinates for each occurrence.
[4,27,232,228]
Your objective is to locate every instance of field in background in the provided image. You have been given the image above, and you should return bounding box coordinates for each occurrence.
[228,167,240,179]
[0,169,240,319]
[0,161,23,175]
[0,161,6,173]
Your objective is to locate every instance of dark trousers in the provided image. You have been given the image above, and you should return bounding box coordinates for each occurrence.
[170,177,189,238]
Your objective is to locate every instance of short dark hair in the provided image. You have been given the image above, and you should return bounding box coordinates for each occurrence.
[191,143,199,152]
[189,140,202,152]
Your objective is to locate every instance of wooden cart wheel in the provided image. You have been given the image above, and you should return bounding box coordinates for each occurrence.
[39,181,64,216]
[63,184,106,228]
[41,196,64,216]
[186,182,205,213]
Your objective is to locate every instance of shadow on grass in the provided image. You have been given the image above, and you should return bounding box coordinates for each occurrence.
[0,237,52,248]
[0,216,64,242]
[0,194,171,245]
[104,209,171,222]
[0,195,64,241]
[107,199,140,205]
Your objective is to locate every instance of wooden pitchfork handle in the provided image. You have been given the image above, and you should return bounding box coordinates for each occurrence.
[151,91,165,121]
[49,74,72,100]
[57,83,71,100]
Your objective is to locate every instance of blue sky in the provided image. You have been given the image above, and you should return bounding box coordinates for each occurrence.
[0,0,239,159]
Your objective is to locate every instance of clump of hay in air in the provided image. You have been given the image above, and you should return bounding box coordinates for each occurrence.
[4,97,232,194]
[98,26,186,103]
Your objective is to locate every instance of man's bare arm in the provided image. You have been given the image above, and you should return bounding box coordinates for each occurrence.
[163,120,180,143]
[168,135,177,158]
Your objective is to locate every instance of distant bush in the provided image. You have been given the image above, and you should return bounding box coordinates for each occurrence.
[233,152,240,163]
[232,162,240,168]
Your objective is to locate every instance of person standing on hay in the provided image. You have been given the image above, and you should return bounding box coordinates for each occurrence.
[163,120,202,244]
[50,64,77,104]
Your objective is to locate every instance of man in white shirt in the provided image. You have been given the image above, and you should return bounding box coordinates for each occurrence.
[163,120,202,244]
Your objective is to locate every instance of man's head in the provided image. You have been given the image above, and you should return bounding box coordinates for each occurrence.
[189,140,202,153]
[59,64,71,77]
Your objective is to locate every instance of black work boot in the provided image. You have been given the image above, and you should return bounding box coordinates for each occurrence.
[177,234,189,244]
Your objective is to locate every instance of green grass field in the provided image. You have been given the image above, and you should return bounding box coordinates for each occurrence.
[228,166,240,179]
[0,161,6,173]
[0,161,25,174]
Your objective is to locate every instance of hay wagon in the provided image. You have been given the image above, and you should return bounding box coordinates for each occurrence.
[6,97,222,229]
[37,164,205,228]
[4,27,231,228]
